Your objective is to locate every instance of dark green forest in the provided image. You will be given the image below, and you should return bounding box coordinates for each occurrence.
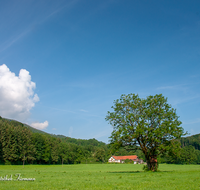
[0,116,200,165]
[0,117,109,165]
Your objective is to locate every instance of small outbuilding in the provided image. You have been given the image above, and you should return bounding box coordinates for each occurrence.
[108,155,143,164]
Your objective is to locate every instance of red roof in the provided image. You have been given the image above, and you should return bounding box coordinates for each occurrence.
[112,155,138,160]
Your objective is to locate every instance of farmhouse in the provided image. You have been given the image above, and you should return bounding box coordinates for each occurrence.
[108,155,144,164]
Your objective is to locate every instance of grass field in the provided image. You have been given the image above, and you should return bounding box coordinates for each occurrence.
[0,164,199,190]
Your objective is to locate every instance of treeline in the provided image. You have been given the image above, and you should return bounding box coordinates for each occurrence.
[180,134,200,150]
[158,144,200,164]
[167,134,200,164]
[156,134,200,165]
[108,142,200,165]
[111,144,200,165]
[0,117,110,165]
[0,116,200,165]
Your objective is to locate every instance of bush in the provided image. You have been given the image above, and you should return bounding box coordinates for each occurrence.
[5,160,11,165]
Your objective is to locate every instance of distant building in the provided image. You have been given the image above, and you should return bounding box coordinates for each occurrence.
[108,155,144,164]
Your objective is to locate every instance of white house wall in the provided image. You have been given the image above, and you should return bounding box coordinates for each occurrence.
[108,157,120,163]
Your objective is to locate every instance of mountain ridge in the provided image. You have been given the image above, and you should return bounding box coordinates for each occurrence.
[1,116,199,147]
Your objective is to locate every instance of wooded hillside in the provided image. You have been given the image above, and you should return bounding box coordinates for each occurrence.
[180,134,200,150]
[0,116,199,165]
[0,117,109,165]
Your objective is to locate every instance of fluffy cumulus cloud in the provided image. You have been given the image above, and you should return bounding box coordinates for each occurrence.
[0,64,39,121]
[31,121,49,130]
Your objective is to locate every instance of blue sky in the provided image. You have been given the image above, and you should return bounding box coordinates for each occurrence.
[0,0,199,143]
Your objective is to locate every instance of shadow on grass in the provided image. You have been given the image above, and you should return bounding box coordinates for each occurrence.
[108,171,143,173]
[108,170,173,174]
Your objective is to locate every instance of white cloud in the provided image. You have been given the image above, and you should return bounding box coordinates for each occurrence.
[0,64,39,121]
[31,121,49,130]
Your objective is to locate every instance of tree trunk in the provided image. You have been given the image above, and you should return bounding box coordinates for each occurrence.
[23,155,25,168]
[146,155,158,171]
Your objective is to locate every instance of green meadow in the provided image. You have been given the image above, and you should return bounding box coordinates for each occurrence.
[0,164,199,190]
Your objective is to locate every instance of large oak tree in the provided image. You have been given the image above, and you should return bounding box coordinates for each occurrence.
[106,94,186,171]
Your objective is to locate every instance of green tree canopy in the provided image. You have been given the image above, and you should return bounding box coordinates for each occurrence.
[106,94,186,171]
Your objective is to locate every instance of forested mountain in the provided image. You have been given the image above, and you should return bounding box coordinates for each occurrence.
[2,117,106,147]
[3,117,48,135]
[180,134,200,150]
[157,133,200,164]
[0,116,109,165]
[0,116,200,165]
